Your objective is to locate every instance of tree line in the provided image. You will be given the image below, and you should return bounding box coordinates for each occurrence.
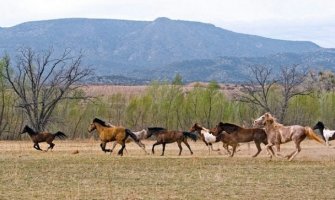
[1,48,335,140]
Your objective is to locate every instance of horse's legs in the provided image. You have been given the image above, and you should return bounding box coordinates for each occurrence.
[152,142,161,155]
[208,144,212,155]
[161,143,166,156]
[137,141,148,154]
[117,143,126,156]
[222,142,231,155]
[229,144,237,157]
[46,143,55,152]
[286,141,302,161]
[265,143,275,159]
[182,139,193,155]
[252,141,262,157]
[100,142,111,153]
[33,143,42,151]
[177,141,183,156]
[110,141,118,153]
[326,138,330,147]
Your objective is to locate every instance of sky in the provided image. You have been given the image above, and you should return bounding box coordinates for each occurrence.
[1,0,335,48]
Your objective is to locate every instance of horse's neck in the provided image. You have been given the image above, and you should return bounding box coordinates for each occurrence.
[26,128,38,137]
[95,124,107,135]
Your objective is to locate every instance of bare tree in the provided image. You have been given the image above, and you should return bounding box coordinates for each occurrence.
[278,65,312,122]
[2,48,91,131]
[236,65,312,122]
[237,65,277,113]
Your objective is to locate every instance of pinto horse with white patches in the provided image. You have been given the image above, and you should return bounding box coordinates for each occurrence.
[313,121,335,146]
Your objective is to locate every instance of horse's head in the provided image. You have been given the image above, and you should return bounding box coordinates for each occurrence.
[20,125,33,134]
[313,121,325,131]
[210,123,224,136]
[253,113,274,127]
[88,123,97,132]
[189,123,202,133]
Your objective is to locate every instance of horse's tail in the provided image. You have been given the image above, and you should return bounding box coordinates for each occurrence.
[183,132,197,141]
[304,127,324,144]
[125,129,140,143]
[54,131,67,140]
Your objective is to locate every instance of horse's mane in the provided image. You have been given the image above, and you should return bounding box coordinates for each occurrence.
[93,118,110,127]
[218,122,241,133]
[264,113,283,127]
[23,125,38,135]
[147,127,166,135]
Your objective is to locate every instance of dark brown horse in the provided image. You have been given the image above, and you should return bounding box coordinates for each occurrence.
[211,122,273,157]
[146,127,197,156]
[254,113,324,161]
[88,118,142,156]
[21,125,67,151]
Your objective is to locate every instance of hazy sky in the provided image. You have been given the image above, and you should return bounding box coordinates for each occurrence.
[1,0,335,48]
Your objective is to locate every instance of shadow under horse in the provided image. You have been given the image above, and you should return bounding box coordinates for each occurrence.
[146,127,197,156]
[88,118,143,156]
[20,125,67,151]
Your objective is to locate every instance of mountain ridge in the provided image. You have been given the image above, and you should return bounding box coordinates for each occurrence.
[0,17,332,83]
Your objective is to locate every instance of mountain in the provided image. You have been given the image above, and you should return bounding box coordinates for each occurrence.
[128,49,335,83]
[0,17,332,83]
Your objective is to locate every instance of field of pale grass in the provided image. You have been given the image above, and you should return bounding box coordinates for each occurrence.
[1,139,335,200]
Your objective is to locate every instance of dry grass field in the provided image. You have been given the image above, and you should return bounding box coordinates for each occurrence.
[1,139,335,200]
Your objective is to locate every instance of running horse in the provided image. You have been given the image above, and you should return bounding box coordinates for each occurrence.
[313,121,335,146]
[189,123,224,155]
[20,125,67,151]
[146,127,197,156]
[254,113,324,161]
[88,118,142,156]
[211,122,273,157]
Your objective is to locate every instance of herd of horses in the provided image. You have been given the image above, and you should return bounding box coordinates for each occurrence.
[20,113,335,161]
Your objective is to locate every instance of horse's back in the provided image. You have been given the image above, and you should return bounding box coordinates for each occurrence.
[156,130,183,143]
[101,126,126,142]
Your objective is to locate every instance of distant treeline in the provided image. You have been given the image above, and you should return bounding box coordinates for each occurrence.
[1,80,335,140]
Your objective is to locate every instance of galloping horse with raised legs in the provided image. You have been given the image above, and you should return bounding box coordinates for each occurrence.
[146,127,197,156]
[211,122,272,157]
[88,118,142,156]
[21,125,67,151]
[254,113,324,161]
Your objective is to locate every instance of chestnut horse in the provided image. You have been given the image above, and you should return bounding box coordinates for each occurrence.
[20,125,67,151]
[146,127,197,156]
[88,118,142,156]
[211,122,272,157]
[254,113,324,161]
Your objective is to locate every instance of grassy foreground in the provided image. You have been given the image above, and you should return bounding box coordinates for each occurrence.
[0,140,335,200]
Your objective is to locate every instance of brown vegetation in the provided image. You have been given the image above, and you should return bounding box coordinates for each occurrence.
[0,140,334,199]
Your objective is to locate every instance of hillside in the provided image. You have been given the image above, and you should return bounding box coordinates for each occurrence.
[0,17,333,83]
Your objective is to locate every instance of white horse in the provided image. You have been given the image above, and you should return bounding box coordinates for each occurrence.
[313,121,335,146]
